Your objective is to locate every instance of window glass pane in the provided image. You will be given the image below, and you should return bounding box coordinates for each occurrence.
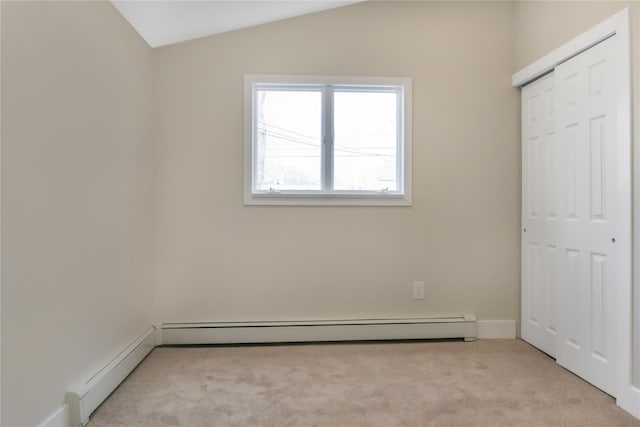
[255,89,322,191]
[333,90,398,191]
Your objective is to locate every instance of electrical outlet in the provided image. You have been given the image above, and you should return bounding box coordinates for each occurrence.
[412,281,425,300]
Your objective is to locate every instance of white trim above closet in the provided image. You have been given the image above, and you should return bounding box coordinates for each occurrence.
[512,9,627,87]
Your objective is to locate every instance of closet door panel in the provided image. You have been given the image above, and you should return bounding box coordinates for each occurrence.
[521,72,557,357]
[555,36,617,397]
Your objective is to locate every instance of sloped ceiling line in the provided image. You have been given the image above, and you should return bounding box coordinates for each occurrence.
[111,0,365,48]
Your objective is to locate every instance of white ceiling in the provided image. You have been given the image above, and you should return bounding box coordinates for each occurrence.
[111,0,365,48]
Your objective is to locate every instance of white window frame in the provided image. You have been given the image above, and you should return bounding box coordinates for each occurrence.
[244,74,412,206]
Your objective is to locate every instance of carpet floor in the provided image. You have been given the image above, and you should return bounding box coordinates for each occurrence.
[88,339,640,427]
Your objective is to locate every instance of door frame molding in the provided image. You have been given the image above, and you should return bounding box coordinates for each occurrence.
[512,7,638,419]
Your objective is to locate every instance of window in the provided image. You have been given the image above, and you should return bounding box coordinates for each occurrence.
[244,75,412,206]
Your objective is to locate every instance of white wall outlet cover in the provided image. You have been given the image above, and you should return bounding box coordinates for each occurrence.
[412,282,425,300]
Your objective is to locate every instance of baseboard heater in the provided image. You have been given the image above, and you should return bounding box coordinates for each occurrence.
[161,314,477,345]
[66,326,156,427]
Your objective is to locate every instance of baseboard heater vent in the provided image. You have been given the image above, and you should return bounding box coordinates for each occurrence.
[161,315,477,345]
[66,326,156,427]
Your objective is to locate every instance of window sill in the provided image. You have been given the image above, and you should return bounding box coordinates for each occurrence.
[244,192,412,206]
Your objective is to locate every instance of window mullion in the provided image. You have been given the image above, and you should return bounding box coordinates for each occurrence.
[323,87,334,192]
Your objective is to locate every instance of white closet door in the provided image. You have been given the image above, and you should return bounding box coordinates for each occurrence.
[521,72,559,358]
[555,36,617,396]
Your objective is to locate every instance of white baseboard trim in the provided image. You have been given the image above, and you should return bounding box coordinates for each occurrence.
[161,315,478,345]
[477,320,516,339]
[617,385,640,419]
[66,326,156,427]
[37,405,68,427]
[154,324,164,346]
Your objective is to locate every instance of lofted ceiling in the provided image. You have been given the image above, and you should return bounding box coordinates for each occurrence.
[111,0,365,48]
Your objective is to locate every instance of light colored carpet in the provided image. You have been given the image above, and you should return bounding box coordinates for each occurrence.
[89,339,640,427]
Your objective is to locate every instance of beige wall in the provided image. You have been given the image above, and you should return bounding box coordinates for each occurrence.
[152,2,521,323]
[514,0,640,390]
[1,1,154,425]
[2,2,638,425]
